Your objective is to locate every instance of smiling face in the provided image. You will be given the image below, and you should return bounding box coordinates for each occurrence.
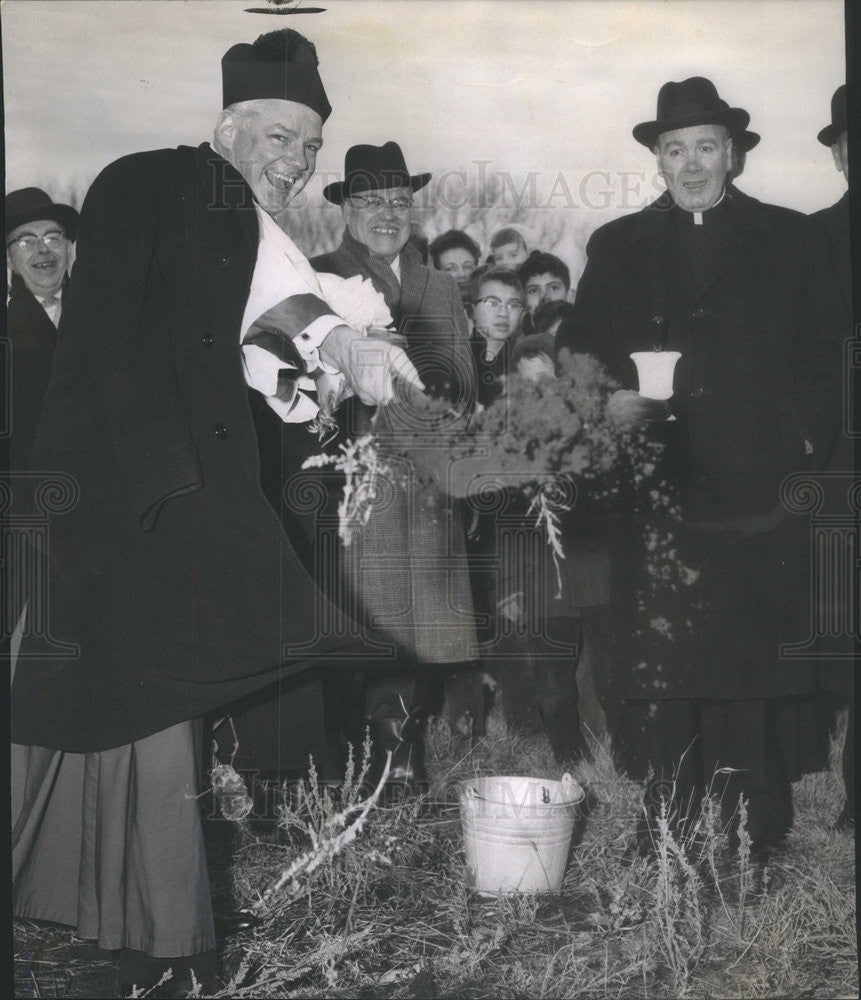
[342,186,413,262]
[7,218,71,297]
[473,279,524,340]
[215,99,322,215]
[656,124,731,213]
[524,272,568,315]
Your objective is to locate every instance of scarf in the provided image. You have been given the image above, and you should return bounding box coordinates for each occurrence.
[340,229,404,315]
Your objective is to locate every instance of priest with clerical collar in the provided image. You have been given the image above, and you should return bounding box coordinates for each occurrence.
[566,75,847,864]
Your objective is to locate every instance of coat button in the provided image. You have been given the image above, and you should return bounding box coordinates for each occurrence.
[691,307,708,319]
[690,386,707,398]
[201,335,214,348]
[219,255,232,268]
[214,423,228,439]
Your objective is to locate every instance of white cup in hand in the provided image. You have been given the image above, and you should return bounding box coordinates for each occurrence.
[629,351,681,400]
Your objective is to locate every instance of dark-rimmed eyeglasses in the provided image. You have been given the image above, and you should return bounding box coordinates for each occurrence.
[349,194,414,213]
[475,295,524,312]
[7,230,68,252]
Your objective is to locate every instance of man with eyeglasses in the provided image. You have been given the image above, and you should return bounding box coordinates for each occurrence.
[301,141,481,785]
[5,187,78,674]
[5,189,77,461]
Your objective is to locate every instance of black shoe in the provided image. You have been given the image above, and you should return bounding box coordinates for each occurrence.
[214,907,261,938]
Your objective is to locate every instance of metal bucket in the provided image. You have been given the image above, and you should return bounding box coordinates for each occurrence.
[459,773,585,894]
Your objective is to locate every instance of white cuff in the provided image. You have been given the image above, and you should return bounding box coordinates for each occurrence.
[295,314,343,374]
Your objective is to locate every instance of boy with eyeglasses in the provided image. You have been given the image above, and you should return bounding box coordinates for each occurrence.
[467,266,526,409]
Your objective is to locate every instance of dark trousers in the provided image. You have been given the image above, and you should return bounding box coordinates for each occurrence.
[609,699,794,849]
[334,661,486,740]
[485,616,587,764]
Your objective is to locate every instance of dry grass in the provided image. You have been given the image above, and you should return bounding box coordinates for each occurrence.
[179,705,856,1000]
[12,707,856,999]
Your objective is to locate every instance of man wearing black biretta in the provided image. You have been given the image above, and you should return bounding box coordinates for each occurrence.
[11,27,422,995]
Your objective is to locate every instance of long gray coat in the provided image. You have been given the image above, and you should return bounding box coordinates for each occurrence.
[308,235,479,663]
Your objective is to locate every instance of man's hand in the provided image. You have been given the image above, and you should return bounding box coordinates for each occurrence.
[319,324,424,406]
[607,389,672,427]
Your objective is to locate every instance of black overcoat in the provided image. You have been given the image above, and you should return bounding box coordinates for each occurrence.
[10,144,397,753]
[6,273,61,477]
[5,275,63,638]
[809,191,855,695]
[570,187,846,701]
[811,191,851,315]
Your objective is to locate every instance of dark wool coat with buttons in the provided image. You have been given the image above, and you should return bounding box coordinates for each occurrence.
[11,143,397,753]
[568,186,846,702]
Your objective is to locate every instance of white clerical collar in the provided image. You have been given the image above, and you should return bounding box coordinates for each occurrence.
[692,188,727,226]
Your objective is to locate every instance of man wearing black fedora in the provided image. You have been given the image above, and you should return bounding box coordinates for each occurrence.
[5,189,78,641]
[568,76,845,857]
[10,29,424,996]
[810,83,854,830]
[5,188,77,472]
[305,141,481,782]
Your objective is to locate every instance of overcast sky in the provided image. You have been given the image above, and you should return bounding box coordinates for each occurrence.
[2,0,847,221]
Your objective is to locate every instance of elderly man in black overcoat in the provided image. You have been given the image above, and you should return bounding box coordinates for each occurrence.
[5,189,78,640]
[5,188,78,468]
[568,77,845,855]
[10,29,422,994]
[810,84,855,829]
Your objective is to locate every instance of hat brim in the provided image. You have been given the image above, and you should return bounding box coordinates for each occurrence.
[6,203,79,241]
[817,124,845,147]
[633,107,751,148]
[736,130,760,152]
[323,172,432,206]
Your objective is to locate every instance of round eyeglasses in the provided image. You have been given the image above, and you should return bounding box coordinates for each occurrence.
[475,295,524,313]
[7,231,68,252]
[349,194,414,213]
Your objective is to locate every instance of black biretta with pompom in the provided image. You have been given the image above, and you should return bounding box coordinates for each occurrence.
[222,28,331,121]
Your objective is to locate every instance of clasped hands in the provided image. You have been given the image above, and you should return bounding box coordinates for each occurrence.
[319,324,423,407]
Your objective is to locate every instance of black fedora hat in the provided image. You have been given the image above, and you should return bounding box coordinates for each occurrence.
[6,187,78,240]
[633,77,750,148]
[323,142,431,205]
[817,84,846,146]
